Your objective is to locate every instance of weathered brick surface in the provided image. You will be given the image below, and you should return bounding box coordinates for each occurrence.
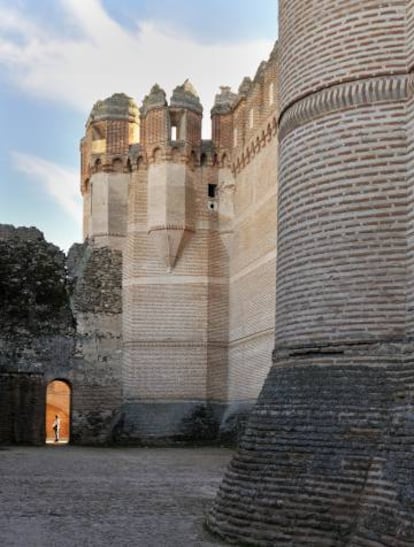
[210,355,414,545]
[210,48,278,437]
[109,68,278,442]
[208,1,414,544]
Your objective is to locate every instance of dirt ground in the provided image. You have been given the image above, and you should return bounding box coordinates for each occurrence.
[0,445,233,547]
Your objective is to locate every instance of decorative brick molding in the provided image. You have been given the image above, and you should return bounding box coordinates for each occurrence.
[279,73,409,140]
[231,115,278,174]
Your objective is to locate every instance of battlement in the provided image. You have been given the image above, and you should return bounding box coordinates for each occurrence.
[139,80,203,164]
[80,93,139,195]
[80,43,278,187]
[211,42,278,173]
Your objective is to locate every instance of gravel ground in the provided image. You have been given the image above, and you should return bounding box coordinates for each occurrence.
[0,446,233,547]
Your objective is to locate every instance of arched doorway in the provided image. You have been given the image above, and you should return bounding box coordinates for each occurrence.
[45,380,71,444]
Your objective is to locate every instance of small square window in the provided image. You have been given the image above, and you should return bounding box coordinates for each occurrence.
[208,184,217,198]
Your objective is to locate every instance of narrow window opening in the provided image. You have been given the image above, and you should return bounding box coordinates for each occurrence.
[208,184,217,198]
[249,109,254,129]
[171,125,178,141]
[269,82,274,105]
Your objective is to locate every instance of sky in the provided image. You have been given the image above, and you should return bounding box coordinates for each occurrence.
[0,0,278,251]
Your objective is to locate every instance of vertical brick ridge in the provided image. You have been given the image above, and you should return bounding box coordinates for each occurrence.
[207,1,414,544]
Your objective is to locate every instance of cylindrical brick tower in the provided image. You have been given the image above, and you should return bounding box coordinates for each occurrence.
[208,1,414,544]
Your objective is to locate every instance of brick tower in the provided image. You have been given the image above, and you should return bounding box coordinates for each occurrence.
[208,1,414,544]
[78,45,279,445]
[81,93,139,250]
[120,82,223,442]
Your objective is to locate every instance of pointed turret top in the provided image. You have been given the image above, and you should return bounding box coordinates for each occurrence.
[211,86,238,115]
[141,84,168,115]
[87,93,138,125]
[170,79,203,114]
[238,77,253,96]
[254,61,268,82]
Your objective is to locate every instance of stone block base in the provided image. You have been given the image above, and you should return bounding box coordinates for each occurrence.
[207,355,414,545]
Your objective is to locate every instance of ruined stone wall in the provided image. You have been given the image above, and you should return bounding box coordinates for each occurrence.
[0,372,44,444]
[208,1,414,544]
[67,243,123,444]
[0,226,74,444]
[0,225,123,445]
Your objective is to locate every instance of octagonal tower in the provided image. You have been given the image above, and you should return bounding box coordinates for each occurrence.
[81,93,139,250]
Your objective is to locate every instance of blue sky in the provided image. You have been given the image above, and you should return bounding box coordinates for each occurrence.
[0,0,277,251]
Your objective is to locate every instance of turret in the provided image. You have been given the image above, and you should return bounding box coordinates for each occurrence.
[211,86,237,155]
[169,79,202,150]
[139,81,202,269]
[80,93,139,249]
[139,84,169,149]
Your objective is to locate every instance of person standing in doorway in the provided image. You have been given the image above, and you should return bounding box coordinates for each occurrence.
[52,415,61,442]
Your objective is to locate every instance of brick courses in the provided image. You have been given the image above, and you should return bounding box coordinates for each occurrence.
[207,1,414,544]
[78,48,278,443]
[1,43,279,445]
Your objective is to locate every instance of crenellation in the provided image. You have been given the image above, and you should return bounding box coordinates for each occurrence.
[211,46,278,178]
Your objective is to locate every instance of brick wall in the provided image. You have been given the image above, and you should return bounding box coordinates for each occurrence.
[208,1,414,544]
[120,91,222,441]
[213,49,278,420]
[77,59,279,443]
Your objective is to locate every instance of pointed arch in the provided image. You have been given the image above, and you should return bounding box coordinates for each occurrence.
[112,157,123,172]
[94,158,102,173]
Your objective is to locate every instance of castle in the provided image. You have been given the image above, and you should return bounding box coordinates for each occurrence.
[2,1,414,543]
[79,43,278,442]
[0,44,278,445]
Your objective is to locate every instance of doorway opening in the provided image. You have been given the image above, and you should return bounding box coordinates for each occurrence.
[45,380,71,444]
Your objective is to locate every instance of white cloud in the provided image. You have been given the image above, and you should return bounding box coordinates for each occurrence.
[11,151,82,226]
[0,0,273,133]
